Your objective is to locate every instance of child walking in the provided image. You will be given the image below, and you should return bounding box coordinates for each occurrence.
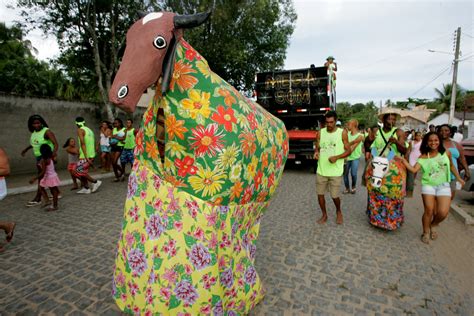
[63,138,80,190]
[29,144,61,211]
[401,132,464,244]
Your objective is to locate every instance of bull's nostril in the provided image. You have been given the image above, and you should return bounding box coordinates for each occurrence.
[118,85,128,99]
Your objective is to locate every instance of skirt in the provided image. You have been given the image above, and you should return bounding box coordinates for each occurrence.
[40,175,61,188]
[365,158,406,230]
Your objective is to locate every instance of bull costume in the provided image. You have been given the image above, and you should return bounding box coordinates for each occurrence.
[364,112,407,230]
[108,11,288,314]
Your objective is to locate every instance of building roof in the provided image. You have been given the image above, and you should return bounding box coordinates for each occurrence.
[378,105,435,123]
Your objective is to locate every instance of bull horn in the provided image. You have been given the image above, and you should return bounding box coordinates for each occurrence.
[137,11,147,19]
[174,11,211,29]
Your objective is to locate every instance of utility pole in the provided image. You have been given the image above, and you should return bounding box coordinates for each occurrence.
[448,27,461,125]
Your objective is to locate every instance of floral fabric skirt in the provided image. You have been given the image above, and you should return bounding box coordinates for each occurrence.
[113,162,266,315]
[365,158,406,231]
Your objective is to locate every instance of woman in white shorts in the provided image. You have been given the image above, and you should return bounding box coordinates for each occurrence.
[402,132,464,244]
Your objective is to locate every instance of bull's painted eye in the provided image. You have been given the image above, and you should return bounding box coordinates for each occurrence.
[383,167,387,171]
[118,85,128,99]
[153,36,167,49]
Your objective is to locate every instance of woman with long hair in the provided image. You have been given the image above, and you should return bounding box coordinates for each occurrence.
[438,124,470,199]
[401,132,464,244]
[21,115,59,206]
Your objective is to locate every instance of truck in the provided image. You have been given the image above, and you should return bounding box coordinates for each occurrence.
[255,65,336,166]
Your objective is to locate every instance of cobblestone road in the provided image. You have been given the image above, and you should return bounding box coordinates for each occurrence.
[0,166,472,315]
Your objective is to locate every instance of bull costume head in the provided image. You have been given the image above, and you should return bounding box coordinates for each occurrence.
[370,147,395,188]
[109,11,211,112]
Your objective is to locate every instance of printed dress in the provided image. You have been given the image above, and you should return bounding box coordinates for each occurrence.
[365,158,406,230]
[112,39,288,315]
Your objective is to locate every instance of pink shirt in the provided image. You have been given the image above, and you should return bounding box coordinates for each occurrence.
[409,140,422,166]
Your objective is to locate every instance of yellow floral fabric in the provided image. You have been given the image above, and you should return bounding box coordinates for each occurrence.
[113,39,288,315]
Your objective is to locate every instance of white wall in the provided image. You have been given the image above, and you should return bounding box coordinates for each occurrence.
[427,113,462,127]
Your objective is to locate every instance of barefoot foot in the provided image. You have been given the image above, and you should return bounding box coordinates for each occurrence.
[317,215,328,224]
[5,222,15,243]
[336,212,343,225]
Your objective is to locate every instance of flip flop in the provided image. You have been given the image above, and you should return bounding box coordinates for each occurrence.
[343,189,350,194]
[46,206,58,212]
[430,229,438,240]
[351,188,356,194]
[6,223,15,243]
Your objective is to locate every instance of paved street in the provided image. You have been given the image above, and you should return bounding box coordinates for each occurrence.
[0,164,473,315]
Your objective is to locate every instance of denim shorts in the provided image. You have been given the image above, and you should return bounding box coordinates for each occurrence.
[421,182,451,197]
[100,145,111,153]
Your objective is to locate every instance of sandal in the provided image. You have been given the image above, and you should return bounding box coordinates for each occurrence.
[420,233,430,244]
[46,206,58,212]
[113,178,121,182]
[430,229,438,240]
[6,222,15,242]
[26,200,41,207]
[343,189,350,194]
[351,188,356,194]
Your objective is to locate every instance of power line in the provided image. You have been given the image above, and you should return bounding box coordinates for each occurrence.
[462,32,473,39]
[459,54,473,62]
[409,65,452,98]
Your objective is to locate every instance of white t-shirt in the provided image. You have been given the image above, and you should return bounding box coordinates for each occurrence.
[453,132,463,143]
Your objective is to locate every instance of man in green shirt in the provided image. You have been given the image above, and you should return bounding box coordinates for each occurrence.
[314,111,351,224]
[120,119,138,181]
[75,117,102,194]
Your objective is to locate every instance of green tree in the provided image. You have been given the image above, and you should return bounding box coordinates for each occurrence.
[162,0,297,90]
[0,22,70,98]
[336,101,378,128]
[17,0,160,120]
[335,101,352,123]
[434,83,466,112]
[17,0,296,120]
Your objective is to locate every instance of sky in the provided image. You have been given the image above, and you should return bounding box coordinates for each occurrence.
[1,0,473,104]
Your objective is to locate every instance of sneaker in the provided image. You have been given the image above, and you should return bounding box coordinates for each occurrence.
[77,188,91,194]
[91,180,102,193]
[26,201,41,207]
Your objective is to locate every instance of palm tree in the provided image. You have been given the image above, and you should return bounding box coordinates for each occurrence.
[434,83,466,112]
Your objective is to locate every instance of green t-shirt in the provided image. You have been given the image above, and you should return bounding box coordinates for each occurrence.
[112,127,126,147]
[317,127,344,177]
[348,131,362,161]
[124,128,136,150]
[30,127,54,157]
[372,127,400,157]
[78,126,96,159]
[417,152,451,186]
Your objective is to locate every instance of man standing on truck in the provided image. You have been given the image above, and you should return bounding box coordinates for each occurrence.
[314,111,351,224]
[324,56,337,83]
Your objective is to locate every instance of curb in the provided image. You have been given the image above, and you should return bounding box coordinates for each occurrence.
[7,172,117,196]
[450,203,474,225]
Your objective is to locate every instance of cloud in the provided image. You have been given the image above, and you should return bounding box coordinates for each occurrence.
[285,0,474,103]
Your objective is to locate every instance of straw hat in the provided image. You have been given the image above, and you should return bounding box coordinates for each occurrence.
[378,108,401,121]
